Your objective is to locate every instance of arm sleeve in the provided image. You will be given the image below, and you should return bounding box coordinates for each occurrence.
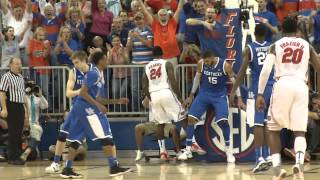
[0,75,9,92]
[191,72,201,94]
[258,53,275,94]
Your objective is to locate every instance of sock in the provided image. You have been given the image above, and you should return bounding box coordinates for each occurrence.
[294,136,306,165]
[218,121,230,147]
[186,125,194,147]
[255,146,263,163]
[107,156,118,167]
[262,145,270,159]
[158,139,166,153]
[192,136,196,143]
[65,160,73,168]
[53,155,61,163]
[271,153,281,167]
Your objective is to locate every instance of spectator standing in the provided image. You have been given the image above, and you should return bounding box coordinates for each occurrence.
[119,11,135,32]
[139,0,184,67]
[0,58,28,165]
[0,27,21,68]
[106,0,122,17]
[54,26,81,66]
[20,82,48,162]
[1,0,33,66]
[254,0,279,43]
[126,12,153,111]
[27,27,51,96]
[108,17,129,46]
[312,0,320,53]
[64,7,85,49]
[89,0,113,44]
[108,35,130,112]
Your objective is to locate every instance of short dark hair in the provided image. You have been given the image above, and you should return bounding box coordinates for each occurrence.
[202,51,215,59]
[91,51,106,65]
[282,17,297,34]
[153,46,163,57]
[2,26,15,41]
[71,51,88,62]
[254,23,267,37]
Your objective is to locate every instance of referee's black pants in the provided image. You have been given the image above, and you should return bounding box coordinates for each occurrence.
[7,102,25,161]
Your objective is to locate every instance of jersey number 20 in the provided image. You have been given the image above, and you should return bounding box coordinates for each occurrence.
[282,47,303,64]
[150,66,162,80]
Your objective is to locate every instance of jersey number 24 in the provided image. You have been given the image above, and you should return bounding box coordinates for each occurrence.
[150,66,162,80]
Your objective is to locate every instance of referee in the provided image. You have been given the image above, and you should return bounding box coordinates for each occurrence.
[0,58,28,165]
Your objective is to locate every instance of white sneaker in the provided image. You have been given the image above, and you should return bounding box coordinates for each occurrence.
[177,149,193,161]
[135,150,145,162]
[45,162,61,174]
[226,150,235,163]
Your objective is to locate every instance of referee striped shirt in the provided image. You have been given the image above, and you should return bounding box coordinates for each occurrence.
[0,71,25,103]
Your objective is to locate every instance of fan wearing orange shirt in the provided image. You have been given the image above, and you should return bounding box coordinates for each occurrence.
[138,0,185,67]
[27,27,51,96]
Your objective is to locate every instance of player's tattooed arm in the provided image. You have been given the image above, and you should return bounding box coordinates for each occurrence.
[310,45,320,73]
[80,85,108,113]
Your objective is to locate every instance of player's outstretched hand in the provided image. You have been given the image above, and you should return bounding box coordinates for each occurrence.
[183,96,194,108]
[237,97,246,110]
[116,98,129,104]
[256,95,266,112]
[97,103,108,114]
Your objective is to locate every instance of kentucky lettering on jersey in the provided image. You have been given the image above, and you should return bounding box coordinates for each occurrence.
[199,58,228,97]
[248,41,275,92]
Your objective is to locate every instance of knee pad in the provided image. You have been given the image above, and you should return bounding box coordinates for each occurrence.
[100,138,114,146]
[69,141,80,150]
[57,132,67,142]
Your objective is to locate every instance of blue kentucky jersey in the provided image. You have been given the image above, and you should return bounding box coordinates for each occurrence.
[248,41,275,91]
[77,65,104,103]
[199,58,228,96]
[73,64,93,90]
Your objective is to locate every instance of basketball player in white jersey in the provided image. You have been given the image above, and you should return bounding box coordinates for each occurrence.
[142,46,185,160]
[256,17,320,180]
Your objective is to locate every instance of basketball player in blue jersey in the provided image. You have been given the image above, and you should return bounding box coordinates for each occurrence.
[61,51,131,178]
[178,51,244,162]
[230,24,274,173]
[45,51,128,175]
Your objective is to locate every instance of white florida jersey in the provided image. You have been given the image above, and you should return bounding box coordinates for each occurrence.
[274,37,310,81]
[145,59,170,92]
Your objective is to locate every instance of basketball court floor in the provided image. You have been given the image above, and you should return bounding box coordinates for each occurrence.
[1,152,320,180]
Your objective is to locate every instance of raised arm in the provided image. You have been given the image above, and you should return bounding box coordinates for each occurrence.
[137,0,154,25]
[0,0,8,15]
[173,0,185,22]
[186,18,214,31]
[26,0,32,14]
